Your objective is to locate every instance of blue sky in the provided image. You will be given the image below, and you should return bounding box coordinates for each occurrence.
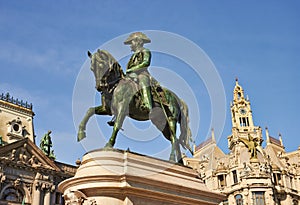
[0,1,299,164]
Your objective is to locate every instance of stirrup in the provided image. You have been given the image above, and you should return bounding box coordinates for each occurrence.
[107,120,115,126]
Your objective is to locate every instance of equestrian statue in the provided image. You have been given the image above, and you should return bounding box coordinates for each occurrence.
[77,32,193,163]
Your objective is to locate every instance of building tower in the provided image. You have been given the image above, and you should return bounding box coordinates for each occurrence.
[0,92,77,204]
[0,92,35,145]
[184,79,300,205]
[227,79,263,162]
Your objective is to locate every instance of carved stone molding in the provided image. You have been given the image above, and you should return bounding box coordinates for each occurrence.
[0,166,6,183]
[0,173,6,183]
[63,190,87,205]
[88,199,97,205]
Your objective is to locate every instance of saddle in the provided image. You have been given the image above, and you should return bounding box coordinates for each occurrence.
[106,78,168,127]
[151,84,169,106]
[126,75,169,107]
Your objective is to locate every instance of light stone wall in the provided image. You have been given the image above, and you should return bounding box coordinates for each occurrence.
[59,149,226,205]
[0,97,76,205]
[185,80,300,205]
[0,99,35,144]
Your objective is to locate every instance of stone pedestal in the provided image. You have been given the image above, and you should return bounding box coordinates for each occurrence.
[59,149,225,205]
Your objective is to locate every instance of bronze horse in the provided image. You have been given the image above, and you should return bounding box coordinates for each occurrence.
[77,49,193,162]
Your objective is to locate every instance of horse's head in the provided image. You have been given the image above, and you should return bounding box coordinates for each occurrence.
[88,49,124,92]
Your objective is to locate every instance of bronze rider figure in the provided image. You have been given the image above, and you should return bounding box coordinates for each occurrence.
[124,32,152,111]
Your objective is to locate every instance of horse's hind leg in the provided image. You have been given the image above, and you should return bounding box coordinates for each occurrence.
[164,119,182,163]
[176,138,183,164]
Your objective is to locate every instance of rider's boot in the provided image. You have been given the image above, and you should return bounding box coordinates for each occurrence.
[141,86,152,111]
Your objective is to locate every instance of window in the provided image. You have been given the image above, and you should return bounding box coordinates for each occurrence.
[239,117,249,127]
[273,173,282,185]
[235,194,243,205]
[232,170,238,184]
[13,124,20,132]
[217,174,226,188]
[252,191,265,205]
[0,135,3,145]
[237,92,241,100]
[293,199,298,205]
[55,192,64,204]
[1,187,24,202]
[290,176,294,189]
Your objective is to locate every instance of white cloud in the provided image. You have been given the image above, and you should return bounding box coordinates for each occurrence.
[0,41,81,75]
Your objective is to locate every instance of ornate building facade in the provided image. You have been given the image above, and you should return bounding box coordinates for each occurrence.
[0,93,76,205]
[185,80,300,205]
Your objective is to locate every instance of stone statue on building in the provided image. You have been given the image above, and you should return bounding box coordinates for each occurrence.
[240,162,252,177]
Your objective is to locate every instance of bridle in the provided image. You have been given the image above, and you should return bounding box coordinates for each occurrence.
[91,53,123,93]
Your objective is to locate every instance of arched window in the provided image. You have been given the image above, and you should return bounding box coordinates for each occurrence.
[235,194,243,205]
[1,186,24,203]
[237,92,242,100]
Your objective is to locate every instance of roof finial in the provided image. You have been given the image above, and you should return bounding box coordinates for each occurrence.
[279,133,283,146]
[265,127,270,144]
[235,77,239,86]
[211,128,215,143]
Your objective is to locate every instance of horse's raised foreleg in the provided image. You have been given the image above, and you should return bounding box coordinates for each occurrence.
[77,105,109,141]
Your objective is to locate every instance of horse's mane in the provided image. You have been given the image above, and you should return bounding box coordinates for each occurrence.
[94,49,125,82]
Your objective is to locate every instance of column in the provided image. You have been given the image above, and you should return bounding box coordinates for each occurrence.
[43,183,55,205]
[32,182,41,205]
[280,194,292,205]
[44,190,51,205]
[296,177,300,191]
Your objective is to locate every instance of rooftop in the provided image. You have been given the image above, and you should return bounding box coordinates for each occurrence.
[0,92,32,110]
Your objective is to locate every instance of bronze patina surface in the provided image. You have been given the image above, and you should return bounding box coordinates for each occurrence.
[77,32,193,163]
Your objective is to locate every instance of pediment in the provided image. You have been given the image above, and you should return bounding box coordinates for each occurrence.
[0,138,60,172]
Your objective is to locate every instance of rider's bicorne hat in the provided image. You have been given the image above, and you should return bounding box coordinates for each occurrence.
[124,32,151,45]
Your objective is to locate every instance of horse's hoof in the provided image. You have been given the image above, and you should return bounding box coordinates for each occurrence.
[177,159,184,165]
[104,142,113,149]
[169,155,176,163]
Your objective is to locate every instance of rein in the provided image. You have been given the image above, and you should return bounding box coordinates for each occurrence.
[95,59,124,94]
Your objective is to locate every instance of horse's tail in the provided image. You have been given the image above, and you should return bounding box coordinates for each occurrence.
[179,99,194,155]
